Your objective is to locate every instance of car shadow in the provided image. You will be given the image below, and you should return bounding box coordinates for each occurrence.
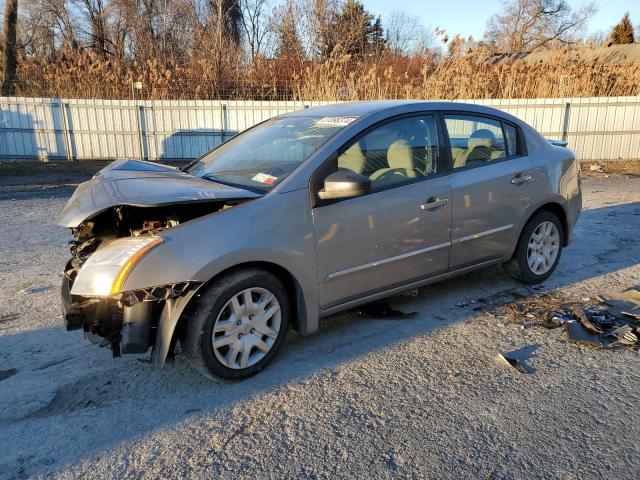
[0,200,638,477]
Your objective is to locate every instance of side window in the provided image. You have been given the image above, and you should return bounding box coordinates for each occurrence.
[503,122,519,157]
[337,115,439,191]
[444,114,507,169]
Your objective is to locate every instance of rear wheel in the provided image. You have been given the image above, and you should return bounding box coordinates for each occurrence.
[182,268,290,380]
[504,211,563,284]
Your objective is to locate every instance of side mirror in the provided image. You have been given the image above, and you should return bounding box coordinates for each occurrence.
[318,170,371,201]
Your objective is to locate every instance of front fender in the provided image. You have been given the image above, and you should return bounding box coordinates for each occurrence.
[121,188,321,336]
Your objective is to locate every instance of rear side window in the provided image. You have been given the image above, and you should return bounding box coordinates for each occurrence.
[444,114,523,170]
[444,114,506,169]
[503,123,519,157]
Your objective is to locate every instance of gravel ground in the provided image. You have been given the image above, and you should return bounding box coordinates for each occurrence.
[0,174,639,479]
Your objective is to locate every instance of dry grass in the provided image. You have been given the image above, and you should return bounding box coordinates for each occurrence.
[10,44,640,100]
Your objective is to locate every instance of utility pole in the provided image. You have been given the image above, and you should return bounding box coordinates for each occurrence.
[1,0,19,96]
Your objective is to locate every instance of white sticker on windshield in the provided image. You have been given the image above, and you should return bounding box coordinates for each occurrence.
[315,116,357,127]
[252,173,278,185]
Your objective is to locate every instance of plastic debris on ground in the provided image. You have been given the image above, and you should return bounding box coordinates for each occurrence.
[495,344,539,374]
[496,353,531,374]
[487,286,640,352]
[540,288,640,350]
[357,301,418,319]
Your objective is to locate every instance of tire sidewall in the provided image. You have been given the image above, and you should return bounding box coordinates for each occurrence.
[194,270,290,380]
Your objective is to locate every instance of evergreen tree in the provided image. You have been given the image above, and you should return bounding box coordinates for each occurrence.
[331,0,384,57]
[369,17,386,56]
[610,13,635,44]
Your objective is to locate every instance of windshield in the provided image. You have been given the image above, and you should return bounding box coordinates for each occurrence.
[187,116,356,190]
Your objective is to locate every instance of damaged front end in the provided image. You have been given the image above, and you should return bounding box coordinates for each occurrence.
[59,160,260,365]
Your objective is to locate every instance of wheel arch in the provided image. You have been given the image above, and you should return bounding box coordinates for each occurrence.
[180,261,307,334]
[210,261,308,333]
[506,201,569,263]
[530,202,569,246]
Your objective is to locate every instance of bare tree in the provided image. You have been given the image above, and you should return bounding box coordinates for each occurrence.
[241,0,273,61]
[72,0,113,55]
[385,9,435,56]
[486,0,596,53]
[2,0,18,95]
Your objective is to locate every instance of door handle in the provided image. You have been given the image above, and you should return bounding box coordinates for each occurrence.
[421,197,449,210]
[511,173,532,185]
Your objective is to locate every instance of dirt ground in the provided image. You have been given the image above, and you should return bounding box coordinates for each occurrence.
[0,174,639,479]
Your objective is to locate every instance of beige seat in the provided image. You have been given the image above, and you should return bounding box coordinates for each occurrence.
[370,139,418,187]
[337,142,366,174]
[454,129,496,168]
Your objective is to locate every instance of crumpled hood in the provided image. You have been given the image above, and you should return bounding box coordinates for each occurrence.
[57,159,261,227]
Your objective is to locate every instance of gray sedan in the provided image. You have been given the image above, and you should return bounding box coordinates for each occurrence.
[59,101,582,380]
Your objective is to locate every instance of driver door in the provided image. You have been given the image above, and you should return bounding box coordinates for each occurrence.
[311,114,452,309]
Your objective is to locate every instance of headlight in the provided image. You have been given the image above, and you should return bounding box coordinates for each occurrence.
[71,236,164,297]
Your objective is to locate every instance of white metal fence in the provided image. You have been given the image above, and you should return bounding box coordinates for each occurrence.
[1,96,639,162]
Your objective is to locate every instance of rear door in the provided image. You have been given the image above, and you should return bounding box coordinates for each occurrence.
[442,113,536,269]
[311,114,452,309]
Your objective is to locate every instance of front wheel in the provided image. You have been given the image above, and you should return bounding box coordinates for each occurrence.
[503,211,564,284]
[182,269,290,380]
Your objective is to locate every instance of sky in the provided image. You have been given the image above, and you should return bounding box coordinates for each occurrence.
[364,0,640,40]
[0,0,637,41]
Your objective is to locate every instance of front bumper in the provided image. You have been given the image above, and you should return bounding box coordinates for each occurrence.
[61,275,197,359]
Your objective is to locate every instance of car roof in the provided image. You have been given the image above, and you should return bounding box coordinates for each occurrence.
[283,100,509,119]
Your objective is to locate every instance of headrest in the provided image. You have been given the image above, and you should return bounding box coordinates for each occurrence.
[387,139,413,170]
[468,129,496,150]
[339,141,366,173]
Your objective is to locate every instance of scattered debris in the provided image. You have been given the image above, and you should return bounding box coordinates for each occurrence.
[496,353,533,374]
[18,285,53,295]
[589,164,604,173]
[598,287,640,320]
[609,325,638,346]
[358,301,417,320]
[487,286,640,351]
[570,305,603,334]
[497,353,529,373]
[557,298,639,350]
[565,321,609,348]
[540,314,566,329]
[0,368,17,381]
[496,345,539,374]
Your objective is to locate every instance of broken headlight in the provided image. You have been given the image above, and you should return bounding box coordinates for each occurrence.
[71,236,164,297]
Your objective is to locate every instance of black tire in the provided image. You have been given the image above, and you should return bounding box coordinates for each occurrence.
[503,210,564,284]
[182,268,290,380]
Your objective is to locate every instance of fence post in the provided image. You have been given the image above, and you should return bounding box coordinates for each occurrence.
[59,99,73,162]
[220,102,228,143]
[136,104,145,161]
[561,102,571,143]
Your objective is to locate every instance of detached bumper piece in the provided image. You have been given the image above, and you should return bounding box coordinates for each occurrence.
[61,278,195,358]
